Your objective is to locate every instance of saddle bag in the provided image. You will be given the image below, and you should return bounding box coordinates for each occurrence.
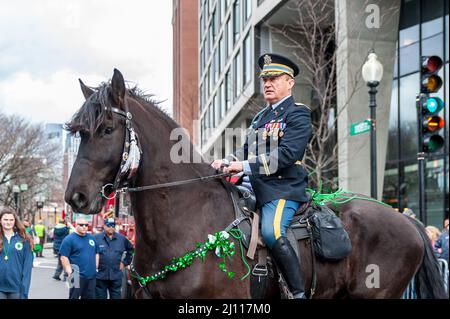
[308,205,352,261]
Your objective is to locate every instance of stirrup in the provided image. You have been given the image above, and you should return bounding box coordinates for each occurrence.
[252,263,268,277]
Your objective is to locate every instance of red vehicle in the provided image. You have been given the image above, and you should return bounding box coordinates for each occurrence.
[91,197,136,245]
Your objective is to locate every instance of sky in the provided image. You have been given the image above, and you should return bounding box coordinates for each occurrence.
[0,0,173,125]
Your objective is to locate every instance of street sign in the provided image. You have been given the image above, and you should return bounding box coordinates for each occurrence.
[350,120,372,136]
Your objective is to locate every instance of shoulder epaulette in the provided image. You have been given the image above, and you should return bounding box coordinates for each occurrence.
[295,103,311,111]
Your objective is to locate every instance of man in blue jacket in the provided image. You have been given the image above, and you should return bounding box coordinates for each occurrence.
[52,219,70,281]
[212,53,312,298]
[94,218,133,299]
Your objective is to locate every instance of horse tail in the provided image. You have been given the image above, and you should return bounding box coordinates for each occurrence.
[408,218,447,299]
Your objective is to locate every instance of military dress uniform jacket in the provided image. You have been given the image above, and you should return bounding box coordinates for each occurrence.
[226,96,312,207]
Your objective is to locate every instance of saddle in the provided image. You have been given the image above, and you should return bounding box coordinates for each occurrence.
[222,181,352,299]
[222,181,312,298]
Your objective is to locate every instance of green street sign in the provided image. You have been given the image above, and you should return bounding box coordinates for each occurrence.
[350,120,372,136]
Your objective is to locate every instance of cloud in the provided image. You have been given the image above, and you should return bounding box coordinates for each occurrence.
[0,0,173,123]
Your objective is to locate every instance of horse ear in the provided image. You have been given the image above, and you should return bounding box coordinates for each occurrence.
[111,68,126,107]
[79,79,94,100]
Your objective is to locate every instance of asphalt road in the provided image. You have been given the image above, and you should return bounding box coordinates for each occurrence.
[29,245,69,299]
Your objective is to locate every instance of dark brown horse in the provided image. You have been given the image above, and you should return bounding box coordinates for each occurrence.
[64,69,446,299]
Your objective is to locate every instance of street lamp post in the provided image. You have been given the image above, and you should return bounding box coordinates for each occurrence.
[362,51,384,199]
[12,185,20,214]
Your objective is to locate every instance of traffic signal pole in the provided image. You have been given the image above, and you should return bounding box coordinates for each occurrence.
[416,93,427,225]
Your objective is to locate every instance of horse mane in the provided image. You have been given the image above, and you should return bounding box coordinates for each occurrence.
[65,81,179,135]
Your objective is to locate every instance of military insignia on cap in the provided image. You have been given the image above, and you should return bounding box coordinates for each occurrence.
[263,54,272,65]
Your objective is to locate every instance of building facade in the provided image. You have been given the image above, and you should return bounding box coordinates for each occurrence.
[181,0,448,227]
[173,0,199,143]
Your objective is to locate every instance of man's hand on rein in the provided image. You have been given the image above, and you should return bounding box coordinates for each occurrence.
[223,161,243,174]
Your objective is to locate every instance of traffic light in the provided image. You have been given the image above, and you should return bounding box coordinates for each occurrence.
[419,55,445,153]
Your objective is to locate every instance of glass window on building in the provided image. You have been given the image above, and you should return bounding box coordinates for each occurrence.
[209,104,215,129]
[402,163,420,215]
[421,0,443,39]
[399,41,419,76]
[200,83,205,110]
[212,9,217,40]
[221,81,226,117]
[219,35,225,71]
[226,17,233,58]
[234,50,242,98]
[243,32,251,87]
[422,33,443,58]
[244,0,252,23]
[209,23,214,54]
[233,0,241,44]
[209,64,214,95]
[214,94,220,125]
[386,80,399,164]
[214,49,219,83]
[220,0,226,23]
[225,69,232,110]
[383,167,400,209]
[426,159,446,227]
[399,72,419,161]
[205,109,210,135]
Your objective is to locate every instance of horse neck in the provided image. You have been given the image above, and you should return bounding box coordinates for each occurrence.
[128,99,235,255]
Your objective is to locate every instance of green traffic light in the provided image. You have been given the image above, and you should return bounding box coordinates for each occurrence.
[424,135,444,153]
[426,97,444,114]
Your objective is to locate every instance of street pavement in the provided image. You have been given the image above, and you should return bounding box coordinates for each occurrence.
[29,244,69,299]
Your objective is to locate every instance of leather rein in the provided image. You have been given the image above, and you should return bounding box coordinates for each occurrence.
[100,107,230,200]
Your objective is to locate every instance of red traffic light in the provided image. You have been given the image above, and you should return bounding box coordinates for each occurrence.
[421,56,443,93]
[422,55,443,73]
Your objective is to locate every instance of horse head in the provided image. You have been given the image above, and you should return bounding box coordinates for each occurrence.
[65,69,133,214]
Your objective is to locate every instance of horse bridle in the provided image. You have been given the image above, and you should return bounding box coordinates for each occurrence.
[100,106,230,200]
[100,105,142,200]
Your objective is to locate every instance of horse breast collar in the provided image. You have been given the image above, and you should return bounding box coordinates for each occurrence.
[101,105,142,199]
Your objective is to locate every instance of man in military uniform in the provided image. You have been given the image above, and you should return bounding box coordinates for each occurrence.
[212,53,312,299]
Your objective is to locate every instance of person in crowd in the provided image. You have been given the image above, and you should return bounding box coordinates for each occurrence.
[52,219,70,281]
[0,208,34,299]
[95,218,133,299]
[425,225,441,249]
[59,218,98,299]
[34,220,46,257]
[435,215,449,260]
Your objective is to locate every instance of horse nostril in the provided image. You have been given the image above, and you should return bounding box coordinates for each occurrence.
[71,192,87,210]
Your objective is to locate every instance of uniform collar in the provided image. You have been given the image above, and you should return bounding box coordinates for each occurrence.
[271,95,291,110]
[103,231,117,240]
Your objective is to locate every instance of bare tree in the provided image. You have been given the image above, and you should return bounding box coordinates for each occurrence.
[0,112,61,216]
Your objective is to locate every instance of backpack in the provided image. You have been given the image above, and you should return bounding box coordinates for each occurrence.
[308,205,352,261]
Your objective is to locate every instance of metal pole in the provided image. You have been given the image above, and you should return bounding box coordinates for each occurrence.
[416,94,427,225]
[368,83,378,199]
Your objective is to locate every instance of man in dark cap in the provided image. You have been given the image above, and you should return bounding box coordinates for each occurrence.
[212,53,312,298]
[94,218,134,299]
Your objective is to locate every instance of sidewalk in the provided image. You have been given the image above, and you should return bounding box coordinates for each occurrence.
[29,246,69,299]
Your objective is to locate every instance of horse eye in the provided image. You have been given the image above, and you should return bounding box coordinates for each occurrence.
[104,127,113,134]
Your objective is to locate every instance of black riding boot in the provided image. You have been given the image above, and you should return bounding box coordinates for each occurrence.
[271,237,306,299]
